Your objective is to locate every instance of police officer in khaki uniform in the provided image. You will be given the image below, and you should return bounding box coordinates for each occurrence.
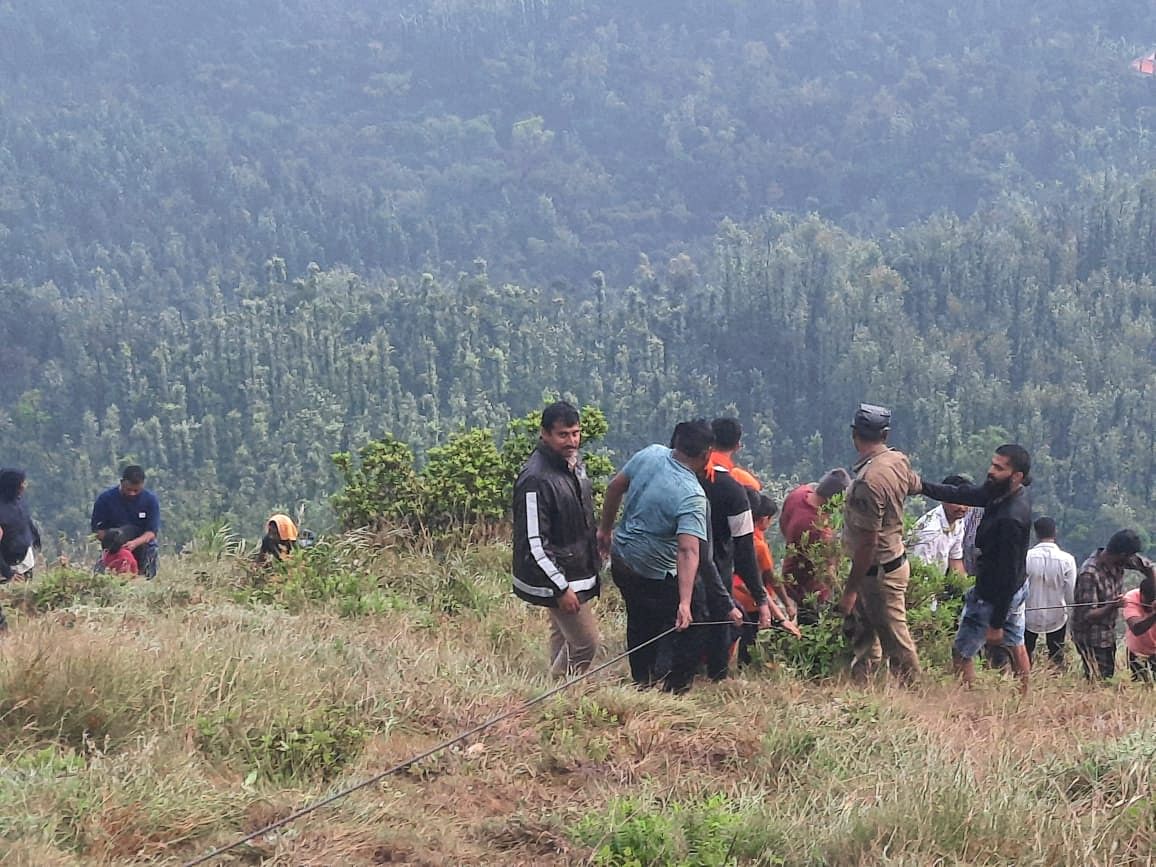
[837,404,923,684]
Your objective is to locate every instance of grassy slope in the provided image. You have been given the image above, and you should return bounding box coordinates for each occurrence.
[0,542,1154,866]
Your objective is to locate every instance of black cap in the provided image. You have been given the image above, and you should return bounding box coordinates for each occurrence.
[852,403,892,434]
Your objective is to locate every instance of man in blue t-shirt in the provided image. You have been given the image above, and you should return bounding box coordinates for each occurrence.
[90,465,161,577]
[598,420,712,690]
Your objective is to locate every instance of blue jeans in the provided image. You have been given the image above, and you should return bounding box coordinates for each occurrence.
[953,583,1028,659]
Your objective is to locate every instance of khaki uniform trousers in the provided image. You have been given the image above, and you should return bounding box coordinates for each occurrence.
[850,559,921,684]
[546,602,601,677]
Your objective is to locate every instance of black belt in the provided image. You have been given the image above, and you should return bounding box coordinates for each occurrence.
[866,553,906,577]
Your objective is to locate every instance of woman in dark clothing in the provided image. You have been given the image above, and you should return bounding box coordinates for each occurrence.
[0,468,41,630]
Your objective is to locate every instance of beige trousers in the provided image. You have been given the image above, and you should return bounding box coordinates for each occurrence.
[851,559,921,684]
[546,602,601,677]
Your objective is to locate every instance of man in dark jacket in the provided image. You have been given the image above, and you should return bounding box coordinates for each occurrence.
[921,444,1034,693]
[0,468,42,631]
[512,402,601,676]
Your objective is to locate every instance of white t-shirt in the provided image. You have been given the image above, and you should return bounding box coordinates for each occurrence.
[1024,541,1077,634]
[910,506,965,573]
[12,546,34,575]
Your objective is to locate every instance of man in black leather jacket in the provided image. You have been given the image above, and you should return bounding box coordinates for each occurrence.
[512,402,601,676]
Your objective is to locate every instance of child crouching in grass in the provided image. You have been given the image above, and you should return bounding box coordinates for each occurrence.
[100,527,139,576]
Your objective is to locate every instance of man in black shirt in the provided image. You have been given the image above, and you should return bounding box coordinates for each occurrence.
[700,459,773,680]
[921,444,1033,693]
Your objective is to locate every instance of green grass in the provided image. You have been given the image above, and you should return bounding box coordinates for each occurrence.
[0,542,1154,865]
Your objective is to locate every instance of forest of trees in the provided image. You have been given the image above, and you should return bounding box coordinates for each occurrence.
[7,175,1156,553]
[3,0,1156,555]
[2,0,1156,292]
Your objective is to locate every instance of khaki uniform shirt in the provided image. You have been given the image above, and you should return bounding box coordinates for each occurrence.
[844,448,922,566]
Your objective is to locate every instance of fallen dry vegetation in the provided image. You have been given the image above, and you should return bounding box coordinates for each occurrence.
[1,539,1154,866]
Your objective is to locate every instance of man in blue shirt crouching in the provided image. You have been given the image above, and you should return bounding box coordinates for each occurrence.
[91,465,161,578]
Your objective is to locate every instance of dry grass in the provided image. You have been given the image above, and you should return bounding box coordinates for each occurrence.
[0,546,1154,866]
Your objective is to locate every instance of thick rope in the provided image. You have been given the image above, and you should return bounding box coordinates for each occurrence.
[183,619,754,865]
[180,597,1125,864]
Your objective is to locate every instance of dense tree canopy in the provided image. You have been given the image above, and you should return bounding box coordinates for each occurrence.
[3,0,1156,555]
[6,173,1156,553]
[1,0,1155,292]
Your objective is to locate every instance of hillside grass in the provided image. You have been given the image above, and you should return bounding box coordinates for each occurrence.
[0,541,1154,866]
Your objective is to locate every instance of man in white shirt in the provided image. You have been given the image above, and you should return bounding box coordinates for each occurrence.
[910,474,971,576]
[1023,516,1077,668]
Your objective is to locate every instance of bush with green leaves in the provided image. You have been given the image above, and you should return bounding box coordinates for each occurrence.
[194,704,367,783]
[7,566,121,613]
[232,535,396,616]
[330,403,613,534]
[762,556,967,679]
[331,436,424,530]
[423,428,509,530]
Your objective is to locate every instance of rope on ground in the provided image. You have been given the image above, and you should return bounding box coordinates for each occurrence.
[180,598,1104,864]
[183,618,750,866]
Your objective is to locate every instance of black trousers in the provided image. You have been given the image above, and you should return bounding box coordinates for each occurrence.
[1024,624,1067,667]
[1129,651,1156,683]
[1076,642,1116,681]
[737,612,760,666]
[612,557,685,690]
[703,620,742,680]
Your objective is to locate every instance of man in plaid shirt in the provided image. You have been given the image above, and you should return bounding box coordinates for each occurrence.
[1071,529,1156,681]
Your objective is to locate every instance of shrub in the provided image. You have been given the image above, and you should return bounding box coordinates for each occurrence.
[231,535,394,615]
[195,704,367,782]
[8,566,120,613]
[331,435,424,530]
[577,798,679,866]
[763,558,966,679]
[331,404,614,535]
[762,604,849,679]
[576,794,751,867]
[422,428,509,529]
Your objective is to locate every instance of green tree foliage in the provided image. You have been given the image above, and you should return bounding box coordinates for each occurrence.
[331,438,423,530]
[423,430,509,529]
[10,178,1156,556]
[329,406,613,533]
[6,1,1156,558]
[0,1,1152,292]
